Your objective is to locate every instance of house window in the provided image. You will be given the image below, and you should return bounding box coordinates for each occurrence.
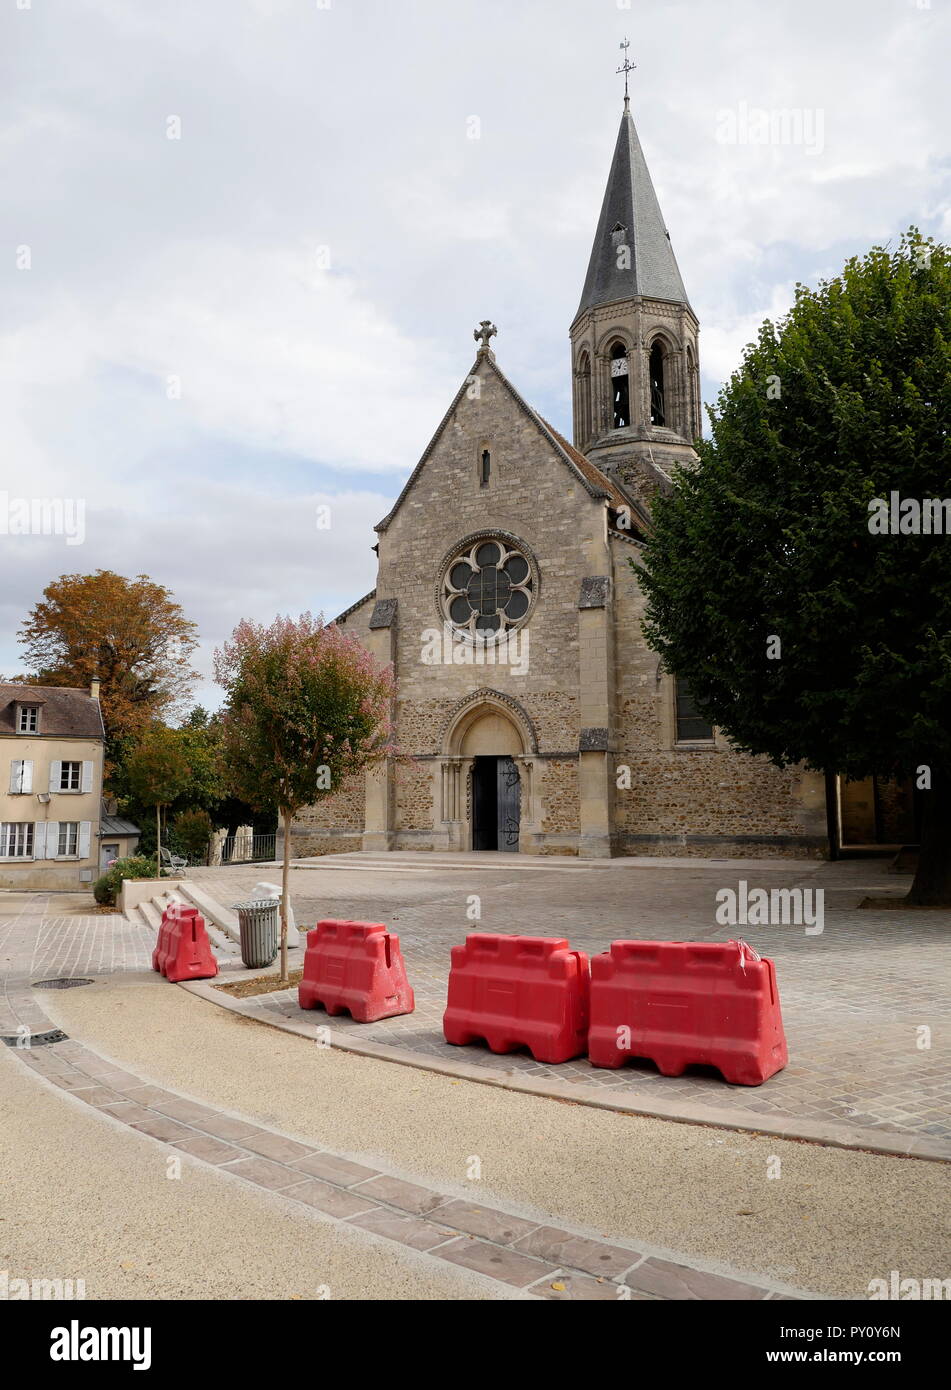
[58,822,79,856]
[59,761,82,791]
[610,342,630,429]
[675,678,714,742]
[0,823,34,857]
[16,705,38,733]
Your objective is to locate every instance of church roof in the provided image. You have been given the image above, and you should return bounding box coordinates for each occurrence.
[375,352,624,533]
[574,107,690,321]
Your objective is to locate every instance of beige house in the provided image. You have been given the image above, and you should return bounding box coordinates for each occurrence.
[289,103,879,861]
[0,682,105,890]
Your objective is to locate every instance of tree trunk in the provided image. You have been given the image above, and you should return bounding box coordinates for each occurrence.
[155,804,162,878]
[906,767,951,906]
[279,806,291,983]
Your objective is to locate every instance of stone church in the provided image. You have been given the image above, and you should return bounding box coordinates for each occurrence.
[291,100,835,859]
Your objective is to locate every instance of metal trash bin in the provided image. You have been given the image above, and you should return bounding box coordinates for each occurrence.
[233,899,279,969]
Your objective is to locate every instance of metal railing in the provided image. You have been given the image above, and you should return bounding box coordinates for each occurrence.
[217,833,277,866]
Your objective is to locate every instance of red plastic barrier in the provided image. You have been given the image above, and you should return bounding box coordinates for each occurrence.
[298,919,414,1023]
[152,903,218,983]
[588,938,786,1085]
[443,934,589,1064]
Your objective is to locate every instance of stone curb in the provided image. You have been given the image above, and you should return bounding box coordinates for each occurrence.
[181,979,951,1165]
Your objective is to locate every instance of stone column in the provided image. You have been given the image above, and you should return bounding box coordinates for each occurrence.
[515,755,541,854]
[577,575,615,858]
[362,598,397,852]
[435,756,472,851]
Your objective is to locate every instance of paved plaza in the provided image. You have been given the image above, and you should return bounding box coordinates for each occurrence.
[182,852,951,1157]
[2,859,948,1300]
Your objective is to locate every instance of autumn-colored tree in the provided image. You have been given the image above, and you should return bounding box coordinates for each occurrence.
[124,725,192,874]
[17,571,199,763]
[214,614,395,981]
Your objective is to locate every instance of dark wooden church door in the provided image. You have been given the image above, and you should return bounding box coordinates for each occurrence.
[471,756,520,852]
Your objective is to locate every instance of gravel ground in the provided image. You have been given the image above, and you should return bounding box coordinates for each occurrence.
[0,1042,512,1302]
[36,968,951,1300]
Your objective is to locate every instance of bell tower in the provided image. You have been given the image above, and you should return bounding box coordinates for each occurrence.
[570,65,701,504]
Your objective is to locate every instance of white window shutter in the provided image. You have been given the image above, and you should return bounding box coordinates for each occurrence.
[80,761,94,793]
[9,761,22,793]
[44,822,59,859]
[78,822,92,859]
[48,761,62,793]
[21,760,33,794]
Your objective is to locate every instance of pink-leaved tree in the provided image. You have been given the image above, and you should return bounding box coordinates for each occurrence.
[214,613,395,981]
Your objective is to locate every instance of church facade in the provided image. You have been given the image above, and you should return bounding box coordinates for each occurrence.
[291,103,830,859]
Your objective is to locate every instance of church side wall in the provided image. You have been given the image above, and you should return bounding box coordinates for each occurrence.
[610,537,828,857]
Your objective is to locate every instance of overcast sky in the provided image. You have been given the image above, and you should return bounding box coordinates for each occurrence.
[1,0,947,709]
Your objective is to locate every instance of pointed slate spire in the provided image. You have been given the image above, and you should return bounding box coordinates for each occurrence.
[575,108,689,319]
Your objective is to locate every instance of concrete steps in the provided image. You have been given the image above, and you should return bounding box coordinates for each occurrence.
[124,883,237,960]
[174,882,240,950]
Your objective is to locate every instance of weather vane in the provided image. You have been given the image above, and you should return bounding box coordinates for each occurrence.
[617,38,636,111]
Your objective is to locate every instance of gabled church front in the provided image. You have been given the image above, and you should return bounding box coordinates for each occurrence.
[292,101,829,859]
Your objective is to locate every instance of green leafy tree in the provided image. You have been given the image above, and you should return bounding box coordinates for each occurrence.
[214,613,395,980]
[124,724,192,874]
[637,229,951,905]
[171,808,214,864]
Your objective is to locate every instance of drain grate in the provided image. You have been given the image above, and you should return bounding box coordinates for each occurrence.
[2,1028,69,1047]
[32,978,95,990]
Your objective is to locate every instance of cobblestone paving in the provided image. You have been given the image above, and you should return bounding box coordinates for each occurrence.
[185,854,951,1153]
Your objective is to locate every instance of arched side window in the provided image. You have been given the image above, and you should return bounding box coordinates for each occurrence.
[576,350,592,444]
[610,341,630,429]
[649,341,666,427]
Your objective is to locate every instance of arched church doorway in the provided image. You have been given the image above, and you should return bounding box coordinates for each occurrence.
[443,698,530,853]
[471,756,521,852]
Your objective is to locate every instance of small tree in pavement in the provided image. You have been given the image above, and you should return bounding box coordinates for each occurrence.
[214,613,395,981]
[125,725,191,875]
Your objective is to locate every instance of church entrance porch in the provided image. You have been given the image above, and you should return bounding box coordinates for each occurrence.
[471,755,521,852]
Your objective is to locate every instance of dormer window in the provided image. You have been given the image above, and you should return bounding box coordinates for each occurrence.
[610,342,630,429]
[16,704,39,734]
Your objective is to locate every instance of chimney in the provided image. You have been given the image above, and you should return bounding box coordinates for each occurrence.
[90,679,101,701]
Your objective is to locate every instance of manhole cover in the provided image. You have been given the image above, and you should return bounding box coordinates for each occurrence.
[32,978,95,990]
[2,1028,69,1048]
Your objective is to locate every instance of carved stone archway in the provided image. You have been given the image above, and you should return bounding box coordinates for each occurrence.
[435,690,539,851]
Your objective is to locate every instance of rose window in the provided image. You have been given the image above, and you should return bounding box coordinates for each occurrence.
[443,539,533,637]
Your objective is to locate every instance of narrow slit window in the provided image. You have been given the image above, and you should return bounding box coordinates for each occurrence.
[480,450,491,486]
